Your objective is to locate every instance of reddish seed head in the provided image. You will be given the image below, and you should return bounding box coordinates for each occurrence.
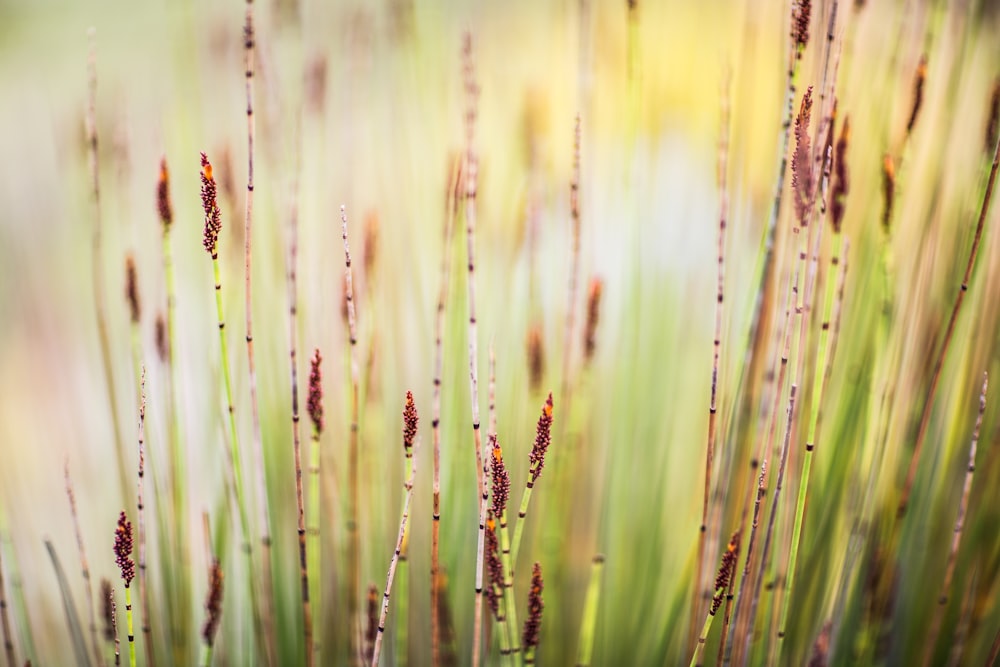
[792,87,815,225]
[711,530,740,615]
[526,324,545,391]
[200,153,222,256]
[529,393,555,483]
[490,434,511,518]
[485,511,504,620]
[308,349,324,434]
[201,559,224,646]
[523,562,544,650]
[831,115,850,233]
[124,254,140,324]
[365,583,378,660]
[906,55,928,135]
[986,77,999,155]
[100,578,114,641]
[403,390,418,452]
[113,511,135,587]
[584,277,603,362]
[881,154,896,231]
[157,157,172,228]
[155,312,168,363]
[794,0,811,52]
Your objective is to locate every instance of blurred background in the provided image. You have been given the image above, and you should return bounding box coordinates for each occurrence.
[1,0,999,665]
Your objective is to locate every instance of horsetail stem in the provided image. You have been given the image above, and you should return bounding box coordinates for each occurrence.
[370,394,420,667]
[575,555,605,667]
[65,463,102,667]
[113,511,135,667]
[509,393,554,572]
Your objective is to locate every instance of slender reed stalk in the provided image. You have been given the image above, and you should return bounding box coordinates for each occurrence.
[307,349,324,664]
[741,385,797,666]
[561,114,582,403]
[85,30,129,508]
[200,559,224,667]
[65,463,103,667]
[239,9,276,662]
[898,131,1000,517]
[462,32,487,667]
[945,567,978,667]
[113,512,136,667]
[697,73,731,632]
[431,155,461,667]
[522,563,543,665]
[135,370,154,667]
[921,373,988,667]
[509,394,554,571]
[575,554,604,667]
[723,462,766,666]
[341,204,363,665]
[200,152,263,657]
[0,536,15,667]
[110,587,119,666]
[776,106,842,658]
[290,281,313,664]
[157,157,188,662]
[691,531,739,667]
[370,395,420,667]
[490,437,519,663]
[485,511,511,659]
[396,392,420,666]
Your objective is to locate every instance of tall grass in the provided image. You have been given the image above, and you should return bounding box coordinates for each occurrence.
[1,0,1000,665]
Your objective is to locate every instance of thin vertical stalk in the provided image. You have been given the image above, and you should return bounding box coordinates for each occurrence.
[239,8,275,663]
[462,32,487,667]
[114,512,136,667]
[370,425,419,666]
[110,586,119,666]
[157,157,187,663]
[561,114,583,404]
[135,370,154,667]
[697,73,731,633]
[85,30,130,509]
[0,538,15,667]
[509,394,554,572]
[341,204,363,665]
[898,133,1000,517]
[396,393,419,667]
[65,463,103,667]
[201,154,264,661]
[306,349,324,666]
[921,373,988,667]
[741,384,798,667]
[575,555,604,667]
[691,532,739,667]
[431,156,460,667]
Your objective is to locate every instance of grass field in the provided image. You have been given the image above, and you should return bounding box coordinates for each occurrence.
[0,0,999,665]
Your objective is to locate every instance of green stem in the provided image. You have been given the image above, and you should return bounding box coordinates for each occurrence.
[125,585,136,667]
[200,643,214,667]
[508,480,534,575]
[396,454,414,667]
[308,430,321,664]
[499,515,520,666]
[689,612,714,667]
[576,555,604,667]
[777,232,842,658]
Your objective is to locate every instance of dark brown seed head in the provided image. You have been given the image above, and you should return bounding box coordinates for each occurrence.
[200,153,222,257]
[526,324,545,391]
[794,0,811,52]
[305,55,328,115]
[365,583,378,661]
[155,312,168,363]
[881,154,896,231]
[403,390,418,453]
[201,558,224,647]
[808,620,833,667]
[522,562,544,650]
[986,77,999,155]
[711,530,740,615]
[308,349,324,434]
[157,158,172,228]
[124,254,140,324]
[364,210,379,280]
[490,434,510,519]
[792,87,815,225]
[906,55,928,136]
[113,511,134,587]
[583,277,603,362]
[831,115,850,233]
[485,512,504,620]
[529,393,555,483]
[101,578,114,641]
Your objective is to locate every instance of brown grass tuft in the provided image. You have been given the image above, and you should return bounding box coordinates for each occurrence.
[792,87,815,224]
[113,511,134,587]
[200,153,222,257]
[831,115,850,233]
[881,154,896,230]
[124,254,140,324]
[156,158,172,228]
[906,55,928,135]
[201,559,224,647]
